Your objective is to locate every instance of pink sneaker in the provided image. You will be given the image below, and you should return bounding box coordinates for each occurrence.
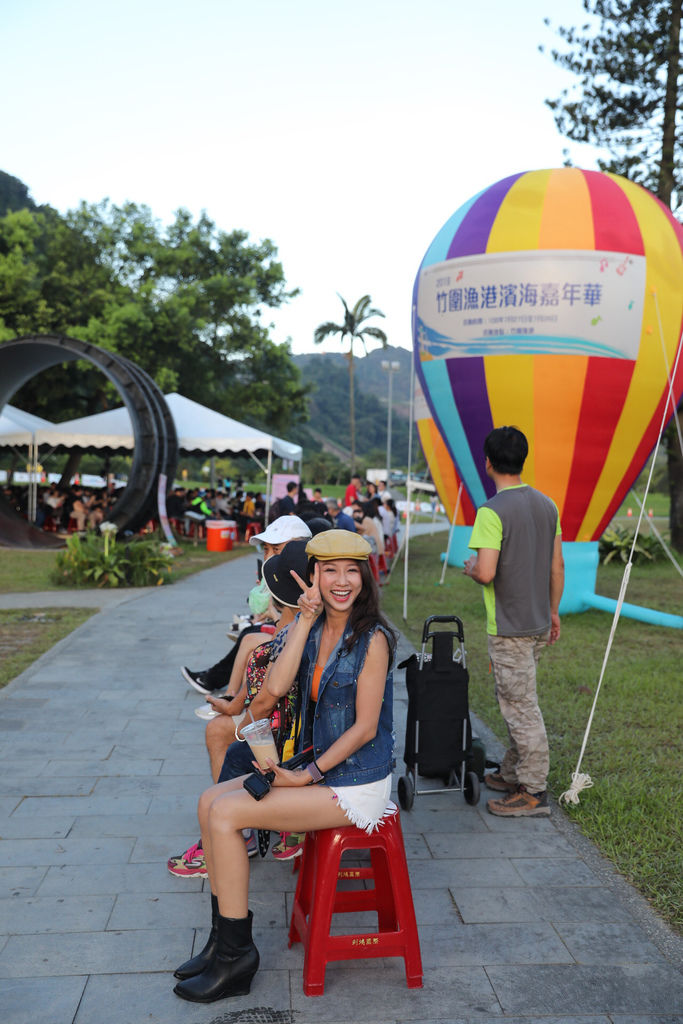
[167,839,207,878]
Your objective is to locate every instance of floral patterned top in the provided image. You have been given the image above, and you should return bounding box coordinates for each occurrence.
[242,626,294,757]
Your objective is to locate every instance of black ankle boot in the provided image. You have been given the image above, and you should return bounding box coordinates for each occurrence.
[173,909,259,1003]
[174,893,218,980]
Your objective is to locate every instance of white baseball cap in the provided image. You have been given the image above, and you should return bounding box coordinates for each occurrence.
[248,514,312,547]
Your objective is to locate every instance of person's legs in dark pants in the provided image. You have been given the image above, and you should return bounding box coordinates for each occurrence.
[218,740,256,784]
[203,625,265,690]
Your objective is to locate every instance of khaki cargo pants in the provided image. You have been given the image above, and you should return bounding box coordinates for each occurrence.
[487,632,550,793]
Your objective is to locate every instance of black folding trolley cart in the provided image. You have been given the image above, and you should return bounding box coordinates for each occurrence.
[397,614,482,810]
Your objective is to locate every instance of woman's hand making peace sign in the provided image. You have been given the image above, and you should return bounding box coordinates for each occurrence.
[290,562,323,622]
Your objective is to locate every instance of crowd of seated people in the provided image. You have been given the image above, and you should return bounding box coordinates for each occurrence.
[169,514,317,876]
[2,480,121,533]
[168,487,403,880]
[2,469,403,558]
[168,490,402,883]
[165,486,266,540]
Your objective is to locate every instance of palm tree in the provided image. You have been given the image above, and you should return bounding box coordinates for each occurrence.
[314,294,387,473]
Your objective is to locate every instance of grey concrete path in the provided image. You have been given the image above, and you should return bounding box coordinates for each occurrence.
[0,553,681,1024]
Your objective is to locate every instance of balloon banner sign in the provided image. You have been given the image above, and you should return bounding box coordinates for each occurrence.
[413,168,683,626]
[417,250,645,361]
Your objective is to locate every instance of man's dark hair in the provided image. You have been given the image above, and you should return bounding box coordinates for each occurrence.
[484,426,528,475]
[286,481,297,494]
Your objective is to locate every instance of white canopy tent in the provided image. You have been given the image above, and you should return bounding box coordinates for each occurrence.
[0,393,302,519]
[166,393,302,463]
[0,405,56,521]
[165,393,302,518]
[0,403,54,439]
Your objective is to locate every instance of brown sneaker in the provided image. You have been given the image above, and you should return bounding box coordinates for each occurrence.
[484,772,517,793]
[487,786,550,817]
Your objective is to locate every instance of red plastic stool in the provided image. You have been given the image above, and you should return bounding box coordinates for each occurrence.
[368,553,381,584]
[244,521,260,542]
[288,804,422,996]
[377,552,389,575]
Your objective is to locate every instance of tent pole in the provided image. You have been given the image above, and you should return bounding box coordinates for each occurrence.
[28,436,37,523]
[402,359,416,621]
[248,452,268,476]
[438,482,463,586]
[265,448,273,522]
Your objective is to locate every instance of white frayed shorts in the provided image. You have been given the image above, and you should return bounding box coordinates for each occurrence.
[328,775,394,833]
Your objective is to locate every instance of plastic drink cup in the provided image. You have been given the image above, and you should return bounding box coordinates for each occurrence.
[241,718,278,770]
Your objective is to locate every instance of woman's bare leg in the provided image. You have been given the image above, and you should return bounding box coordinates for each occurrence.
[205,717,238,782]
[198,780,350,918]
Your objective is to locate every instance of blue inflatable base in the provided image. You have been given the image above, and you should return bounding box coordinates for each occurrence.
[439,525,475,569]
[442,536,682,629]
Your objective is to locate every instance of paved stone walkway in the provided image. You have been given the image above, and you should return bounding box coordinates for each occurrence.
[0,553,681,1024]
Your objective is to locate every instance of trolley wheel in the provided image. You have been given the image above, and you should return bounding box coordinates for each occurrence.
[397,774,415,811]
[464,771,480,805]
[257,829,271,857]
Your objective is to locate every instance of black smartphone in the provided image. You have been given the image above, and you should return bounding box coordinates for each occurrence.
[243,770,275,801]
[242,746,314,800]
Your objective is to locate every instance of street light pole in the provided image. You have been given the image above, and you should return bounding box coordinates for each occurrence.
[381,359,400,486]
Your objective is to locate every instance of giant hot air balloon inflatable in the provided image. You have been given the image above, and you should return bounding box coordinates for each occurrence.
[413,168,683,625]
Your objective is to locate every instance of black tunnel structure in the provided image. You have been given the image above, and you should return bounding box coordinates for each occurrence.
[0,334,178,548]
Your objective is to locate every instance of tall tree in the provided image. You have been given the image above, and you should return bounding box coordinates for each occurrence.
[314,294,387,473]
[0,170,36,216]
[0,198,308,435]
[542,0,683,549]
[542,1,681,209]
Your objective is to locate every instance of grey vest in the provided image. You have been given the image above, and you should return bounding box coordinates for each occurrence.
[484,486,558,636]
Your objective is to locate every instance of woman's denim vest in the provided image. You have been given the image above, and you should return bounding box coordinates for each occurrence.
[297,615,394,787]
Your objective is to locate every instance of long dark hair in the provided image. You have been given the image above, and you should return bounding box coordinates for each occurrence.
[308,557,397,658]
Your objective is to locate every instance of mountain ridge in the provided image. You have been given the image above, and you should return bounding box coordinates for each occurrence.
[288,345,414,466]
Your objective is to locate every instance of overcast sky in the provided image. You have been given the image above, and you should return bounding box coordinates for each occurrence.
[2,0,602,355]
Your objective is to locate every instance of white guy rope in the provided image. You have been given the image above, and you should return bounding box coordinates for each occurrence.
[560,321,683,806]
[559,559,632,804]
[630,489,683,578]
[403,360,416,621]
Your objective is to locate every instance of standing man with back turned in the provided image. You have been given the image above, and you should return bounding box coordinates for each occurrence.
[464,426,564,817]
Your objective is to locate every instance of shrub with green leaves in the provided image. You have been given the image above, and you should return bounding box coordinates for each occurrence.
[123,537,174,586]
[51,529,173,588]
[598,525,664,565]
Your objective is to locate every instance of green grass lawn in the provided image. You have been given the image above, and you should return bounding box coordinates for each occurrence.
[615,490,669,518]
[0,536,249,593]
[380,533,683,932]
[0,608,96,689]
[0,538,251,691]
